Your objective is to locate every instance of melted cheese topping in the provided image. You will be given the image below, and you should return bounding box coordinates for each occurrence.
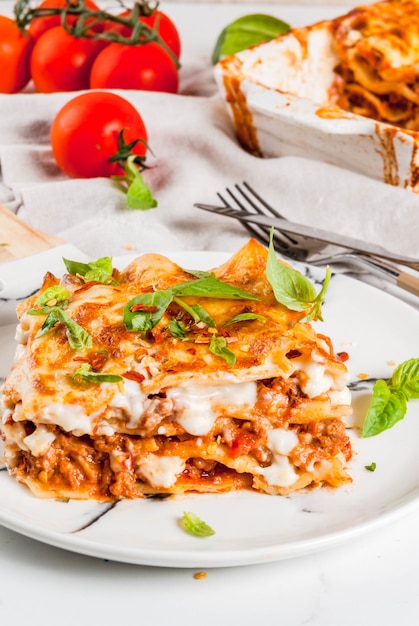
[167,382,257,436]
[138,454,186,489]
[23,426,56,457]
[39,403,95,436]
[259,427,299,488]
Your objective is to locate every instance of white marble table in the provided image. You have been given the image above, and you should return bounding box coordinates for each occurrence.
[1,4,419,625]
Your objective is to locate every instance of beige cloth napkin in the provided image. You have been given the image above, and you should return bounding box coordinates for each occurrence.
[1,59,419,261]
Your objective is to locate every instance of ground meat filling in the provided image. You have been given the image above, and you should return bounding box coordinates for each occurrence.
[6,408,351,500]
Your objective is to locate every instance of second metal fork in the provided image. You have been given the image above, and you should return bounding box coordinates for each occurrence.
[197,182,419,298]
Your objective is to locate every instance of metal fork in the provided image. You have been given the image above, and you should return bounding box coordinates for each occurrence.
[196,182,419,298]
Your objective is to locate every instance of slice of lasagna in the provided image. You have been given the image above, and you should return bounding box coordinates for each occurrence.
[0,240,352,501]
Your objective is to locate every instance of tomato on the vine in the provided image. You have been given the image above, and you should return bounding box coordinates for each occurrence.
[28,0,100,40]
[50,91,148,179]
[140,10,181,58]
[89,41,178,93]
[0,16,34,93]
[30,25,107,92]
[111,9,181,58]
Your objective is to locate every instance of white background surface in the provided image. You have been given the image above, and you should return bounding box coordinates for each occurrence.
[1,3,419,625]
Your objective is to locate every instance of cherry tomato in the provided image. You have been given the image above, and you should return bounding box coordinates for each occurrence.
[28,0,100,40]
[111,9,181,58]
[0,16,34,93]
[50,91,148,178]
[30,25,107,92]
[90,42,178,93]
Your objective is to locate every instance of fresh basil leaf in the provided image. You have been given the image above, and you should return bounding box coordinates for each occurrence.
[36,308,92,351]
[223,312,266,326]
[72,363,122,384]
[212,13,290,64]
[63,256,117,285]
[172,276,257,300]
[174,297,216,327]
[33,285,70,308]
[181,511,215,537]
[28,305,58,316]
[123,290,173,332]
[124,156,157,210]
[300,266,332,323]
[362,380,407,438]
[189,304,216,327]
[182,269,212,279]
[266,231,316,311]
[35,308,62,336]
[84,257,116,284]
[209,334,236,365]
[266,228,329,319]
[28,285,70,315]
[63,257,91,277]
[169,319,189,339]
[391,357,419,398]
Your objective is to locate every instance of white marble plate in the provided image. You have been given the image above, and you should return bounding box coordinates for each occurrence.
[1,250,419,568]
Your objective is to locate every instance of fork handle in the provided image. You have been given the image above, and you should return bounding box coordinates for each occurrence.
[397,271,419,297]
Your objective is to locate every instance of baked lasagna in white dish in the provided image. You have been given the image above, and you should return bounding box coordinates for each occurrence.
[0,240,352,500]
[216,0,419,192]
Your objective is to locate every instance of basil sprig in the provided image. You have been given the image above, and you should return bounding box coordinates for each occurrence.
[181,512,215,538]
[63,256,117,285]
[209,334,236,366]
[212,13,290,64]
[29,285,70,311]
[36,308,92,351]
[223,312,266,326]
[172,275,258,300]
[123,155,158,210]
[72,363,122,384]
[124,276,257,333]
[173,298,216,328]
[124,290,173,333]
[266,229,331,322]
[362,358,419,437]
[28,284,92,351]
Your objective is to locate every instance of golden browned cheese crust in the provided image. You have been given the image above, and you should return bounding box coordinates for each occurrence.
[0,239,352,501]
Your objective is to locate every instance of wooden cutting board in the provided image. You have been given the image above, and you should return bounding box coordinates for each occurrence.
[0,204,64,263]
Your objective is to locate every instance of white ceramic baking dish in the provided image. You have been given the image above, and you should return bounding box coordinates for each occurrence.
[214,18,419,193]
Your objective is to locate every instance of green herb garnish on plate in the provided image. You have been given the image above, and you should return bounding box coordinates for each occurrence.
[362,358,419,437]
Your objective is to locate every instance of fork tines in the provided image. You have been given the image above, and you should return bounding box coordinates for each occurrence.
[216,182,302,256]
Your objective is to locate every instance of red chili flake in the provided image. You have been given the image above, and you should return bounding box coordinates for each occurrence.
[337,351,349,362]
[186,348,196,355]
[74,281,97,294]
[130,303,158,313]
[121,454,133,471]
[122,370,146,384]
[219,327,230,337]
[189,326,209,335]
[90,353,108,371]
[73,356,89,362]
[286,349,302,359]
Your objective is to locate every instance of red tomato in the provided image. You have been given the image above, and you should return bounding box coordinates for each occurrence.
[30,25,107,92]
[111,9,181,58]
[141,11,181,58]
[90,42,178,93]
[0,16,34,93]
[28,0,100,40]
[50,91,148,178]
[228,433,257,459]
